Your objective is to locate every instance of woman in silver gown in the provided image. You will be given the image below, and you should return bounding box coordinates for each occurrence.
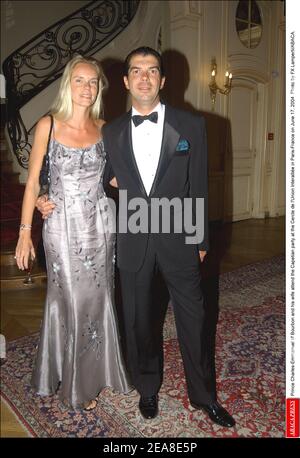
[15,55,131,409]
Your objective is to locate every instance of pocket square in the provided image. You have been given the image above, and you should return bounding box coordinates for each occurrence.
[176,139,190,152]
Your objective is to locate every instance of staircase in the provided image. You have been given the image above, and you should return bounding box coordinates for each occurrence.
[0,126,47,290]
[1,1,142,291]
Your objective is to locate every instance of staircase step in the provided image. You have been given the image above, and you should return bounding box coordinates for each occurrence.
[1,250,17,266]
[1,203,22,220]
[0,127,45,289]
[2,171,21,185]
[1,251,46,269]
[1,239,17,253]
[1,241,20,266]
[0,159,14,173]
[1,224,42,256]
[1,276,47,290]
[1,187,25,196]
[1,263,46,278]
[0,140,9,152]
[1,264,47,290]
[1,220,20,247]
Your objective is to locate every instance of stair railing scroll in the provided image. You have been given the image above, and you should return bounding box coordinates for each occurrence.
[2,0,140,168]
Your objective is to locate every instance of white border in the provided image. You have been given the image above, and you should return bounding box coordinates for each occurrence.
[286,0,300,409]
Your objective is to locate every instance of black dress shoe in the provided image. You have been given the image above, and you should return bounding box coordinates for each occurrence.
[191,401,236,427]
[139,395,158,419]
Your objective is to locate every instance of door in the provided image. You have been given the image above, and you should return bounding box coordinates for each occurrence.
[224,80,258,221]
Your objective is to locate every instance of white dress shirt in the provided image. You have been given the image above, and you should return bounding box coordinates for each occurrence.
[131,102,165,195]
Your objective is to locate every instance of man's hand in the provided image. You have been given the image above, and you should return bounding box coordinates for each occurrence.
[199,250,207,263]
[109,177,118,188]
[36,194,55,219]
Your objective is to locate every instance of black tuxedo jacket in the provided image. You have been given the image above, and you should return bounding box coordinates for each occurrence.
[102,103,209,273]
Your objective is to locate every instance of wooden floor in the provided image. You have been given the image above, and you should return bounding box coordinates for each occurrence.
[0,217,285,437]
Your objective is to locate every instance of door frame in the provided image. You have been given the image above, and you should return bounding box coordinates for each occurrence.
[224,74,268,221]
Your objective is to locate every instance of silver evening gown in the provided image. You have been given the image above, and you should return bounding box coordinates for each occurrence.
[31,136,131,409]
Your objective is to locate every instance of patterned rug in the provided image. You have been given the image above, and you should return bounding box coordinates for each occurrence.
[1,256,285,438]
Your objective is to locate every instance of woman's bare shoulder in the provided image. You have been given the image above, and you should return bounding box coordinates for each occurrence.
[35,115,53,136]
[30,115,53,156]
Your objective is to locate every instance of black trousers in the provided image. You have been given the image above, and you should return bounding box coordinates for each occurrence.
[119,236,217,405]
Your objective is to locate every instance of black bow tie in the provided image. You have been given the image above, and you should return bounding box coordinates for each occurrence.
[132,111,158,127]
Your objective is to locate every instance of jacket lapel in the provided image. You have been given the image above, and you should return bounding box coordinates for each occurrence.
[149,104,180,196]
[117,110,148,197]
[117,104,180,197]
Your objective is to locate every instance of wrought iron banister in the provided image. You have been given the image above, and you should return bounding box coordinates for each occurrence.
[2,0,140,168]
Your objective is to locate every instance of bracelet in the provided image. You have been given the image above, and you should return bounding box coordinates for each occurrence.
[19,224,32,231]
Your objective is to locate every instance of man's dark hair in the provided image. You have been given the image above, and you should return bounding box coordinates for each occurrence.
[124,46,165,77]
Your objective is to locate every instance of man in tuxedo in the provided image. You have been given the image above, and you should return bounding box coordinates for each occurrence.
[37,47,235,427]
[102,47,235,427]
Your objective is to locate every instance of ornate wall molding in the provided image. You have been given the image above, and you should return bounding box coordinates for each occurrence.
[228,54,269,84]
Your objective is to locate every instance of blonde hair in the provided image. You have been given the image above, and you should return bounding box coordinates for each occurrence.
[50,54,108,120]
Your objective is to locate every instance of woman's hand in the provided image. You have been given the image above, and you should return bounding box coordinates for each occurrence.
[15,232,36,270]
